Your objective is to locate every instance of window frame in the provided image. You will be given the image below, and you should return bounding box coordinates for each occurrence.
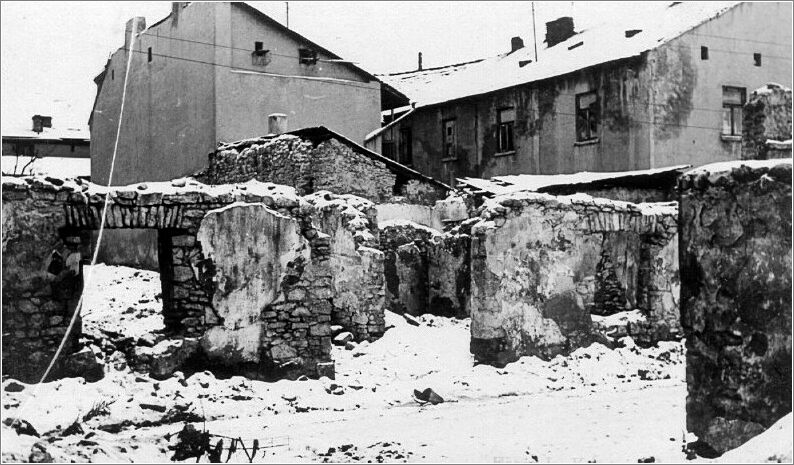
[575,90,600,143]
[496,107,516,155]
[753,53,762,67]
[442,118,458,161]
[722,86,746,137]
[299,48,319,65]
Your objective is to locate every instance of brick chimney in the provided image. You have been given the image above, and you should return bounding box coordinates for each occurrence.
[125,16,147,50]
[545,17,575,48]
[418,52,423,71]
[32,115,52,133]
[268,114,288,135]
[510,36,525,53]
[171,2,187,25]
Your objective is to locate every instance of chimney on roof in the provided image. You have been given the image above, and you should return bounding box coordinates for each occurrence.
[171,2,185,25]
[124,16,147,51]
[32,115,52,133]
[417,52,423,71]
[268,113,288,135]
[510,36,525,53]
[545,16,575,48]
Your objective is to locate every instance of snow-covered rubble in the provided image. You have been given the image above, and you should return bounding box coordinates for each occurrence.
[0,264,775,463]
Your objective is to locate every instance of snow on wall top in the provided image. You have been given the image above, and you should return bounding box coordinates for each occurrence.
[458,165,690,196]
[379,2,739,108]
[1,156,90,179]
[683,158,792,177]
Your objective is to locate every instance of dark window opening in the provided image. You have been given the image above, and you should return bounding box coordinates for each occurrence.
[299,48,318,65]
[147,47,152,62]
[497,108,515,153]
[382,130,396,160]
[442,119,457,160]
[722,86,746,136]
[754,53,762,67]
[701,46,709,60]
[111,69,114,80]
[575,91,599,142]
[398,127,413,166]
[255,41,263,52]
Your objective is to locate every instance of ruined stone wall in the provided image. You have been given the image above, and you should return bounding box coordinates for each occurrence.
[469,193,678,366]
[304,191,386,342]
[679,159,792,454]
[2,175,388,381]
[742,83,792,161]
[427,224,472,318]
[2,177,89,382]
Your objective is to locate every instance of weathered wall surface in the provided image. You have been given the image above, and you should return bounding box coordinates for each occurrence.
[376,194,471,231]
[379,221,441,315]
[679,159,792,454]
[469,192,678,366]
[2,178,88,382]
[201,134,447,205]
[427,226,472,318]
[304,192,386,341]
[742,83,793,160]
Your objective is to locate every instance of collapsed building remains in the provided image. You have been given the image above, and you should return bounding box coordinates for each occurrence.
[467,193,679,365]
[2,176,386,382]
[679,159,792,454]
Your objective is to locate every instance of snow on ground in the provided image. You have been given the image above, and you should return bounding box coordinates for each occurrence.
[0,264,779,463]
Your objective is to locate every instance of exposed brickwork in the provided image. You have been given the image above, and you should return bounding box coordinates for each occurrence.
[679,160,792,454]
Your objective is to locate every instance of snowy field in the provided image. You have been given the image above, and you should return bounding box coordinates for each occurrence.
[2,264,790,463]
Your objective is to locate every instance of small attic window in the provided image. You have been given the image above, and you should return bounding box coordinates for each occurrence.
[299,48,318,65]
[754,53,762,67]
[252,42,271,66]
[625,29,642,38]
[147,47,152,63]
[111,69,114,80]
[701,46,709,60]
[568,41,583,50]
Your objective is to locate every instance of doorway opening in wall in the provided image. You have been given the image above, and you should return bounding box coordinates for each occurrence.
[82,228,166,343]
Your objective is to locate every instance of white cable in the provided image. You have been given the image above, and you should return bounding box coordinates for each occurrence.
[12,18,141,427]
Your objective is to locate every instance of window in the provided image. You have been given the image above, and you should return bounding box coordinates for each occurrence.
[399,127,413,165]
[147,47,152,62]
[382,130,396,160]
[722,86,746,136]
[575,91,599,142]
[754,53,762,67]
[497,108,516,153]
[701,46,709,60]
[251,41,271,66]
[111,69,114,80]
[442,119,457,160]
[299,48,318,65]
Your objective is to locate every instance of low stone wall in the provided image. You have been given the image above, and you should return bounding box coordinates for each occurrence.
[679,159,792,454]
[200,134,448,205]
[469,192,678,366]
[2,175,388,381]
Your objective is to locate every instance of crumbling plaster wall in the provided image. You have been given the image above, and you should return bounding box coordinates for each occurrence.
[2,175,388,381]
[469,192,678,366]
[679,159,792,454]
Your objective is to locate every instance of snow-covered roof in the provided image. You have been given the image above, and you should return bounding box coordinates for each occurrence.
[2,126,89,142]
[379,2,740,108]
[458,165,690,197]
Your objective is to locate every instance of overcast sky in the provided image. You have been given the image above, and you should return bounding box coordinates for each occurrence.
[1,1,662,132]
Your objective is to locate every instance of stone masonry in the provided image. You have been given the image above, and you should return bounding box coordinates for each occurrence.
[469,192,679,366]
[2,175,387,381]
[679,159,792,454]
[742,83,792,161]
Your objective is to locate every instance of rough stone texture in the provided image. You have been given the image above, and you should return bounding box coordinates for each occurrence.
[2,177,89,382]
[679,159,792,454]
[304,192,386,342]
[742,83,792,161]
[379,221,442,315]
[427,224,472,318]
[199,134,448,205]
[469,192,679,366]
[2,175,387,381]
